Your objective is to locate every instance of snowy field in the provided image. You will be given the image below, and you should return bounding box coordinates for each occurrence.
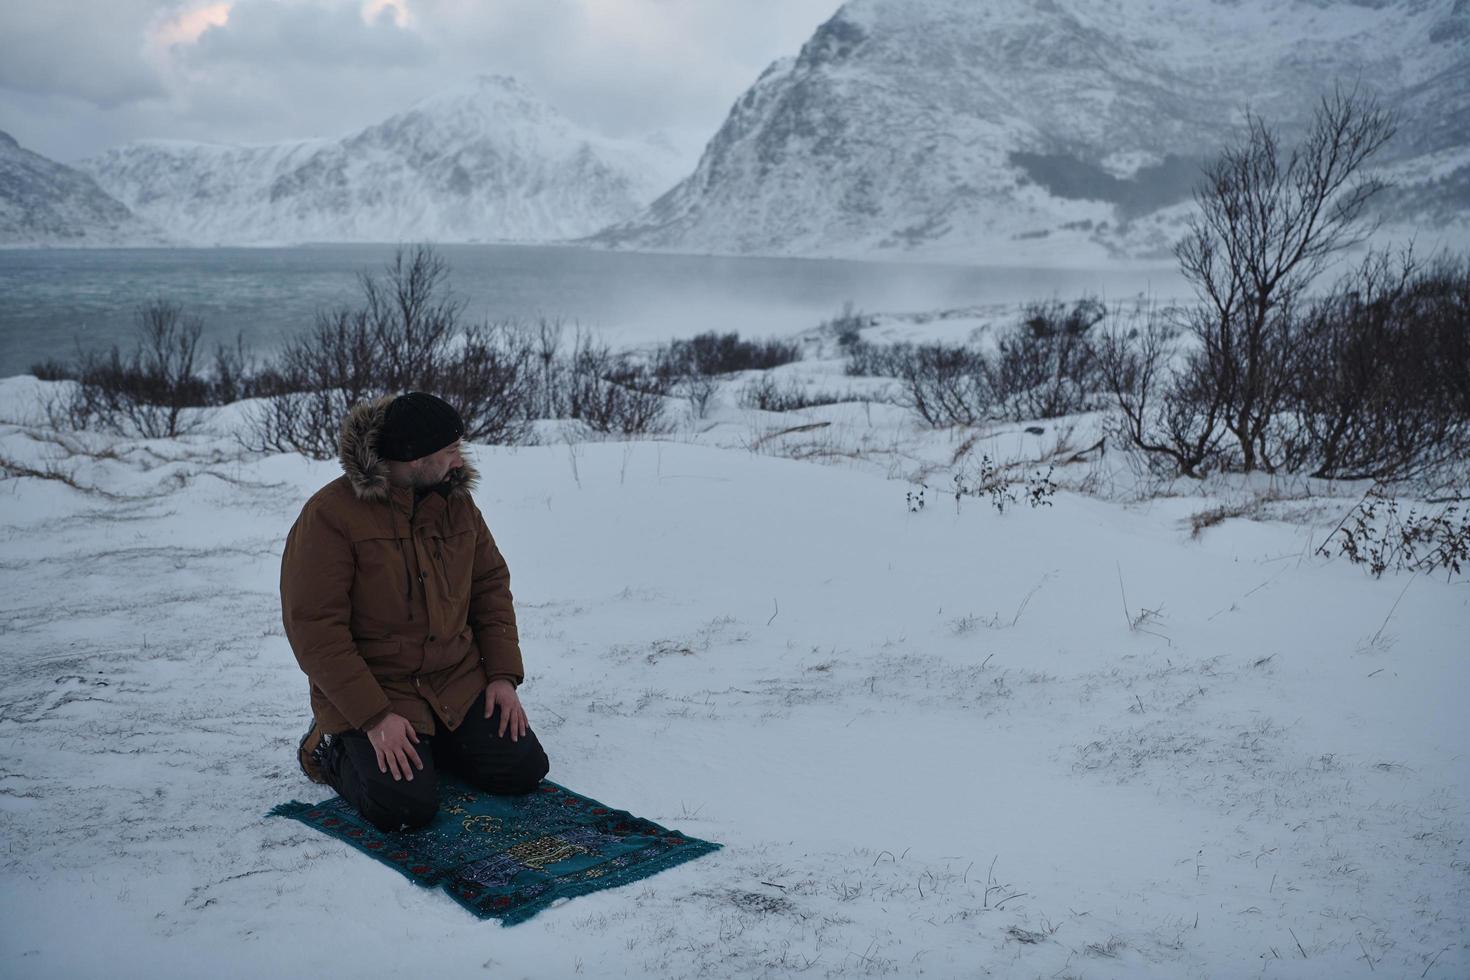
[0,318,1467,978]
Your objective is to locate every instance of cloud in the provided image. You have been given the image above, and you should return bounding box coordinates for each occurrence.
[183,0,430,68]
[0,0,167,107]
[0,0,842,161]
[411,0,838,138]
[151,2,233,49]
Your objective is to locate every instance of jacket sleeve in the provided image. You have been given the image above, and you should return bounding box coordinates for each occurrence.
[468,507,526,686]
[280,502,392,729]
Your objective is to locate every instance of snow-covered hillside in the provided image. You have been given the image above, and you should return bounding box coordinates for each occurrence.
[1,330,1466,976]
[598,0,1470,263]
[0,130,161,246]
[80,76,682,245]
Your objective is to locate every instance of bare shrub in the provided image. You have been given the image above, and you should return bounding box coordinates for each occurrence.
[531,318,571,420]
[566,334,671,435]
[843,312,1107,427]
[244,307,386,459]
[1097,307,1231,478]
[678,373,720,419]
[1283,252,1470,480]
[654,331,802,378]
[844,340,914,378]
[54,299,210,438]
[822,301,870,349]
[208,333,258,406]
[989,297,1106,420]
[891,343,992,427]
[367,247,461,390]
[245,246,539,458]
[846,339,1000,426]
[28,359,71,382]
[442,322,537,444]
[1174,87,1397,473]
[738,375,853,412]
[644,330,803,421]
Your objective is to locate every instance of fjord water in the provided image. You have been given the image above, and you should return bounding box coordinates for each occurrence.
[0,244,1182,378]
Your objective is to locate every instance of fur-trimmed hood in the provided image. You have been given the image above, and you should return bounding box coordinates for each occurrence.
[338,394,479,502]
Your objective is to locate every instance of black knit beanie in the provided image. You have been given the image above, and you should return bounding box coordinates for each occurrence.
[376,392,465,462]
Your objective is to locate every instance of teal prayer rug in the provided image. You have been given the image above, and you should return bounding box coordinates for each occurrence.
[270,778,721,924]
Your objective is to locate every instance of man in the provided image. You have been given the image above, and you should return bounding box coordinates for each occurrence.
[281,391,549,832]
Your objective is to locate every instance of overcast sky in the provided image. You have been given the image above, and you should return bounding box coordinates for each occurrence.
[0,0,841,164]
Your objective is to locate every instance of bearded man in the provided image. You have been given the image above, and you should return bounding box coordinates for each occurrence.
[281,392,549,832]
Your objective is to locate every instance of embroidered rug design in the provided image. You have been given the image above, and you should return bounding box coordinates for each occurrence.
[270,778,721,924]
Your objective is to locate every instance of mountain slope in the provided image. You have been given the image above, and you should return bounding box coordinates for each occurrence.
[597,0,1470,262]
[81,76,681,245]
[0,131,160,246]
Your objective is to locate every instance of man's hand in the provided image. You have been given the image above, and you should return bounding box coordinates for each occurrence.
[485,678,528,742]
[366,712,423,781]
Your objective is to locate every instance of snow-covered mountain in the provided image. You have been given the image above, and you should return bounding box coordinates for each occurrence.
[596,0,1470,263]
[80,76,682,245]
[0,130,161,246]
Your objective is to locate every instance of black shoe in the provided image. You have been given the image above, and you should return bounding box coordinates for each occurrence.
[297,720,337,786]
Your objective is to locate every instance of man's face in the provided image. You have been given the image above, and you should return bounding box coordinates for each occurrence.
[410,440,464,489]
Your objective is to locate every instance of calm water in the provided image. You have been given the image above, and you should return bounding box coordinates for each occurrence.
[0,244,1183,377]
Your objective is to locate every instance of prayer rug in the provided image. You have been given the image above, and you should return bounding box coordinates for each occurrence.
[270,778,721,924]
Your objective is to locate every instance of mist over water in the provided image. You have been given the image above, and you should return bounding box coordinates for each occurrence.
[0,244,1185,378]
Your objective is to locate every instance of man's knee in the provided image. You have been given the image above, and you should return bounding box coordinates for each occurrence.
[465,736,550,795]
[359,778,439,832]
[337,736,441,831]
[507,739,551,793]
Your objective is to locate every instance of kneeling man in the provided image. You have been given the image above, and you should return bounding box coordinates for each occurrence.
[281,392,549,832]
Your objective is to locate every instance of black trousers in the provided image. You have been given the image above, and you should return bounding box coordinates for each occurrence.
[332,691,550,832]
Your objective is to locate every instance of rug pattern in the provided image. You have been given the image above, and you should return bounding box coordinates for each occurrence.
[271,778,720,924]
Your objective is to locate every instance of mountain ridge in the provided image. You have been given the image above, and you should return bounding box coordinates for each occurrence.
[0,129,162,247]
[78,75,681,246]
[595,0,1470,263]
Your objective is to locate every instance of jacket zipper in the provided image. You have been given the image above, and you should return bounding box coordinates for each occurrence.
[395,537,414,621]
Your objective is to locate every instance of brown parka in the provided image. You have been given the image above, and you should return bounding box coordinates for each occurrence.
[280,396,524,736]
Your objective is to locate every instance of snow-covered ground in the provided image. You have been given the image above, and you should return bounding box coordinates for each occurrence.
[1,316,1466,978]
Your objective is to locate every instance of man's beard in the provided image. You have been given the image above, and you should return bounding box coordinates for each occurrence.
[411,464,457,490]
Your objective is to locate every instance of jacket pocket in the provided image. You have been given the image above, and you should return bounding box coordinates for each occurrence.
[433,528,476,598]
[351,536,414,617]
[355,637,409,679]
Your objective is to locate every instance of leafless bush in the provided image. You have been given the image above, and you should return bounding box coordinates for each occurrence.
[442,322,538,444]
[644,330,801,420]
[653,331,802,378]
[989,298,1106,420]
[891,343,992,427]
[844,340,914,378]
[243,306,389,459]
[566,334,671,435]
[678,373,720,419]
[51,299,210,438]
[208,333,258,406]
[1174,87,1396,473]
[1097,307,1231,478]
[1101,247,1469,484]
[530,318,571,420]
[843,300,1104,427]
[823,301,871,349]
[1281,252,1470,480]
[244,246,539,458]
[27,358,71,382]
[738,375,853,413]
